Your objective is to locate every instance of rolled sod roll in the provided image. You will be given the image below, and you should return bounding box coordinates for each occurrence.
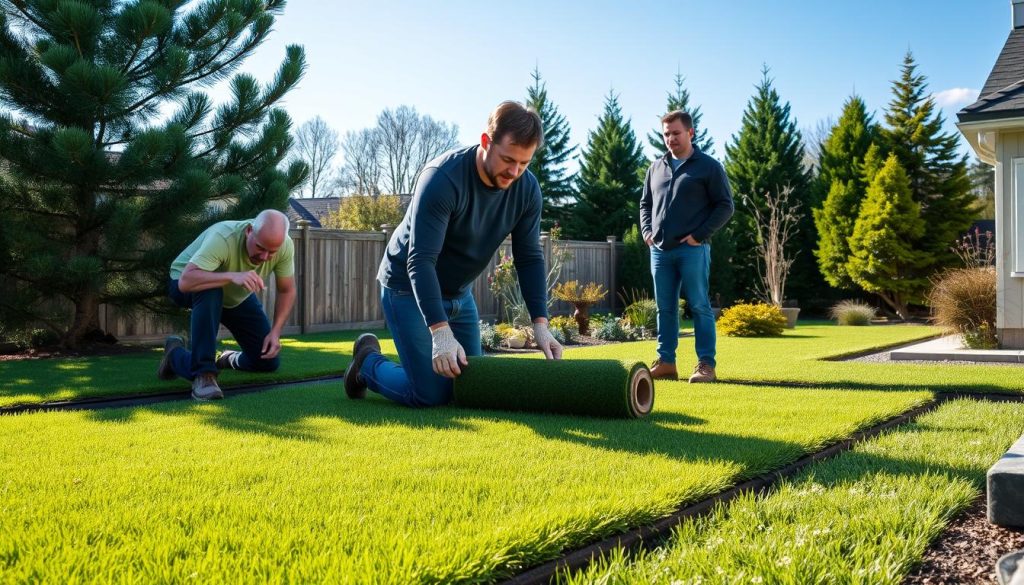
[453,357,654,418]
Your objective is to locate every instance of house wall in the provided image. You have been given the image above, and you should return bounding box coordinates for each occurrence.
[997,131,1024,348]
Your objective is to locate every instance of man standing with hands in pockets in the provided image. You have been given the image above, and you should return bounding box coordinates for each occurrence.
[640,110,734,383]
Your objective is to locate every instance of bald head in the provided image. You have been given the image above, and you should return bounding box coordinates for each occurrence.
[245,209,289,265]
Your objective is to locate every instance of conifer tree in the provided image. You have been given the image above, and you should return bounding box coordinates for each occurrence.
[525,67,576,230]
[847,153,930,319]
[724,68,817,302]
[879,52,975,274]
[813,95,877,289]
[0,0,307,347]
[646,70,713,156]
[569,91,645,241]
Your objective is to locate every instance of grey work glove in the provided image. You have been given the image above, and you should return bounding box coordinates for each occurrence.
[532,322,564,360]
[430,325,467,378]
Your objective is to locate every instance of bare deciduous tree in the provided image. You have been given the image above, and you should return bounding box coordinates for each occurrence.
[800,116,835,172]
[744,186,803,306]
[337,128,383,196]
[293,116,339,197]
[376,106,459,194]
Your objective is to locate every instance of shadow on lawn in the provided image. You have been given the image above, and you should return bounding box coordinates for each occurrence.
[79,380,813,472]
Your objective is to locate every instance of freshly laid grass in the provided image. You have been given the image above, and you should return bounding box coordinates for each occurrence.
[562,399,1024,584]
[1,323,945,407]
[0,330,391,407]
[0,381,929,582]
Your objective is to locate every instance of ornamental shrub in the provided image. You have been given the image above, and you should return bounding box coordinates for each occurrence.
[717,302,787,337]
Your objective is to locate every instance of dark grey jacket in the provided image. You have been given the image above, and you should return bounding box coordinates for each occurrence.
[639,146,734,250]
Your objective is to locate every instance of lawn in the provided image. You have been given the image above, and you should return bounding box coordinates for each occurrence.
[1,324,1020,582]
[563,398,1024,584]
[0,323,957,408]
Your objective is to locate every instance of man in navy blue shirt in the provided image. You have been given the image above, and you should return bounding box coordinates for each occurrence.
[640,110,734,383]
[344,101,563,407]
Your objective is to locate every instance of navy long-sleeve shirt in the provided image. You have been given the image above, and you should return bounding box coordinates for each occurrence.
[377,146,548,327]
[639,146,734,250]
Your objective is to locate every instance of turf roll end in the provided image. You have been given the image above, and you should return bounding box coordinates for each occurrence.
[453,357,655,418]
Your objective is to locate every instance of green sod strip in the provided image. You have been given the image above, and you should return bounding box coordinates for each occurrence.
[454,358,651,418]
[0,383,928,582]
[0,330,389,407]
[562,399,1024,584]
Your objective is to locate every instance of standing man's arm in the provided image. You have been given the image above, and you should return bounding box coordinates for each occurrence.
[261,274,296,359]
[688,162,735,243]
[640,165,655,246]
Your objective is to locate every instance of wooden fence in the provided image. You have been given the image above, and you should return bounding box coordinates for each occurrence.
[98,224,626,342]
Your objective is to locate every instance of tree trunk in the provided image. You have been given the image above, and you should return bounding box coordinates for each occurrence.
[65,292,100,349]
[877,292,909,322]
[574,303,593,336]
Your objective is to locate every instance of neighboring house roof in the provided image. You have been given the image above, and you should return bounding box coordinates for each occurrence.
[288,195,413,229]
[958,28,1024,123]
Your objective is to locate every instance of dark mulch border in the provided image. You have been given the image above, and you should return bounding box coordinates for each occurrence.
[904,496,1024,584]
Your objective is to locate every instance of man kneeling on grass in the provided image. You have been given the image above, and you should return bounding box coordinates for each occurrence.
[344,101,563,407]
[157,209,297,400]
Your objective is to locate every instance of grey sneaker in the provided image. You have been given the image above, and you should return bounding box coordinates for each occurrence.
[688,361,717,383]
[191,372,223,401]
[343,333,381,399]
[157,336,185,380]
[216,349,240,371]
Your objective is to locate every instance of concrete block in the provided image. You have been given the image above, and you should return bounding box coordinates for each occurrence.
[989,434,1024,527]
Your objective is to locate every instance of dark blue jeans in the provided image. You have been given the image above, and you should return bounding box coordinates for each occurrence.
[361,286,481,407]
[167,280,280,380]
[650,243,717,367]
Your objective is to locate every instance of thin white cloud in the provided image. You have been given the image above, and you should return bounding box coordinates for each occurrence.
[932,87,980,108]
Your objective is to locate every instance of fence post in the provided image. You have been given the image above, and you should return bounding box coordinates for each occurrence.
[540,231,551,272]
[607,235,618,313]
[297,220,312,334]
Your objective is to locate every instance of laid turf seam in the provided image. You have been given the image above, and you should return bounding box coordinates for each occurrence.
[0,374,342,415]
[500,393,1024,585]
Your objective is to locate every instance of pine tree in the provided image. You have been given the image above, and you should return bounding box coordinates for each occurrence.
[968,156,995,220]
[568,91,645,241]
[813,95,877,289]
[0,0,307,347]
[525,67,576,230]
[646,70,713,156]
[847,153,930,319]
[879,52,975,275]
[724,68,818,303]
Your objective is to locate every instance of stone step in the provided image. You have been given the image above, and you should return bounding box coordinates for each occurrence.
[989,434,1024,527]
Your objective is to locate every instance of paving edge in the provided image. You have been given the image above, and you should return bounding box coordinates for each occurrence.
[499,393,1024,585]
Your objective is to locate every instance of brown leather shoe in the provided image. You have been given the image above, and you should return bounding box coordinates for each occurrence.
[650,359,678,380]
[688,361,717,383]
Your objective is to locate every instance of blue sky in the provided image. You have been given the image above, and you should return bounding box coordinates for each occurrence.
[218,0,1010,169]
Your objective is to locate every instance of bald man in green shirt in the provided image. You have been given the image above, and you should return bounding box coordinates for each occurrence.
[158,210,297,400]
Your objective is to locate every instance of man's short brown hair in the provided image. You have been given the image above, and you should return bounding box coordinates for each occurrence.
[661,110,693,129]
[487,101,544,148]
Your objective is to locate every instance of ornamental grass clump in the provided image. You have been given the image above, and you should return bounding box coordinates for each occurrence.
[718,302,787,337]
[828,300,876,326]
[928,267,997,349]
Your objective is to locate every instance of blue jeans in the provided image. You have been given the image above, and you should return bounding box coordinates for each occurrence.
[361,286,481,407]
[167,280,280,380]
[650,243,716,367]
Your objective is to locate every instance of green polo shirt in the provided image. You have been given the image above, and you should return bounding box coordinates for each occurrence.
[170,220,295,308]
